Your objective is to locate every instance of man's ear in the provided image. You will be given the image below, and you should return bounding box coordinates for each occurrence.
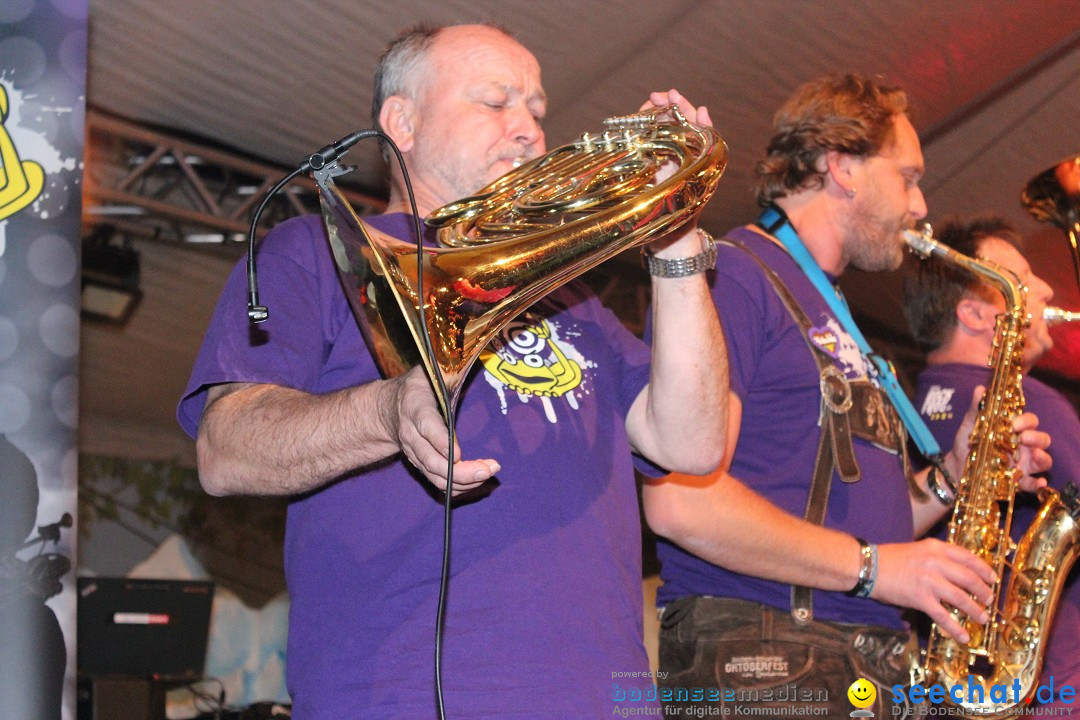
[825,150,857,196]
[378,95,417,153]
[956,296,997,334]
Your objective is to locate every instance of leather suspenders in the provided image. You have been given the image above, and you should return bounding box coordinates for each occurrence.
[721,236,910,623]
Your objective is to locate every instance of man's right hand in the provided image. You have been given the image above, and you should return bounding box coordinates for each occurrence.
[874,538,994,643]
[197,366,499,498]
[385,366,500,495]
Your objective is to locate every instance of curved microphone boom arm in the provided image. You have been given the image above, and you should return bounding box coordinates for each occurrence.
[246,130,381,323]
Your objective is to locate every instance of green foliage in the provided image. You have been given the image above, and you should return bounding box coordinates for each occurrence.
[78,455,203,539]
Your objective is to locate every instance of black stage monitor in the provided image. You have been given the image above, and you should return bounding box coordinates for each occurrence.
[77,577,214,680]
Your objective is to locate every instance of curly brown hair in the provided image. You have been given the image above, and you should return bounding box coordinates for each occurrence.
[755,73,909,207]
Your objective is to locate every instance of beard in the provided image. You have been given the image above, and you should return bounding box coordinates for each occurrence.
[841,193,907,273]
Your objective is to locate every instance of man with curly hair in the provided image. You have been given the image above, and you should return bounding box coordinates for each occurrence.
[642,74,1051,717]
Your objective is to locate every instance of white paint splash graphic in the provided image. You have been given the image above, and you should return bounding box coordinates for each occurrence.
[0,80,80,254]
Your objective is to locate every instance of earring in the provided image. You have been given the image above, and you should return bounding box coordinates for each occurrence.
[846,187,857,199]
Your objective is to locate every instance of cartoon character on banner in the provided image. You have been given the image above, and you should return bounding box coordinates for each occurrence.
[0,83,45,221]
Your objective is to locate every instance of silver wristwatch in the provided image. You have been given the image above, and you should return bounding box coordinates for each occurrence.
[642,229,717,278]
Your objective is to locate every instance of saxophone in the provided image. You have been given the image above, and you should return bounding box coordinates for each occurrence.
[904,225,1080,716]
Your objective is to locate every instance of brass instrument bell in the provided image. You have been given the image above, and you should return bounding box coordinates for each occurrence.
[1023,153,1080,295]
[315,106,728,422]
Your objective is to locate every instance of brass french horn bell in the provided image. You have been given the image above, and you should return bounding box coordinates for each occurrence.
[315,105,728,421]
[1023,153,1080,297]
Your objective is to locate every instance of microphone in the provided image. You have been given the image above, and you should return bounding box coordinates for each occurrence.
[299,130,379,173]
[36,513,73,544]
[19,512,73,549]
[247,129,381,323]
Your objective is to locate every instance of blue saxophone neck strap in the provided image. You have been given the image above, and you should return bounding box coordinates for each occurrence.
[756,205,942,460]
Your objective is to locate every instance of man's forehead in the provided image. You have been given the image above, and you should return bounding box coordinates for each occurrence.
[879,115,922,161]
[428,28,545,99]
[980,237,1027,270]
[431,27,537,71]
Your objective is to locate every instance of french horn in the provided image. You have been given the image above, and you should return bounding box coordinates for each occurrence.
[314,105,727,420]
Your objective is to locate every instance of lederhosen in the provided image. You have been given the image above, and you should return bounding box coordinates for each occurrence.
[657,232,918,719]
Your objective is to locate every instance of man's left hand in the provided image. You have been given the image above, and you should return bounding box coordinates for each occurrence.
[639,89,714,259]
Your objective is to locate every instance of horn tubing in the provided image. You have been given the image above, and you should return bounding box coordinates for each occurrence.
[320,106,728,421]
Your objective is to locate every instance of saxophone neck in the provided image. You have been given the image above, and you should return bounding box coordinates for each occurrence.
[903,225,1026,311]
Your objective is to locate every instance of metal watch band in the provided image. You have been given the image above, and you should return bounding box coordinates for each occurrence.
[926,466,956,507]
[642,228,717,278]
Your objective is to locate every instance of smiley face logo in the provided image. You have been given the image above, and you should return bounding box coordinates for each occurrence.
[847,678,876,709]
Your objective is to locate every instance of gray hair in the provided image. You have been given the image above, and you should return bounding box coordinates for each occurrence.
[371,24,519,162]
[371,24,442,133]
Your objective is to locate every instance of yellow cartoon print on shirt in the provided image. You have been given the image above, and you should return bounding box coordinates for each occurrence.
[480,315,586,423]
[0,84,45,221]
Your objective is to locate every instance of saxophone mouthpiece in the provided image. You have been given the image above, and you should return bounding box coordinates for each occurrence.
[902,223,938,259]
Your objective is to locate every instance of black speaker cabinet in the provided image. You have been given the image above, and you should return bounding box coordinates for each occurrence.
[76,677,165,720]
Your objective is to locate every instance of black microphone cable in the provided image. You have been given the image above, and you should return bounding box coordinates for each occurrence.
[246,130,457,720]
[388,140,458,720]
[246,130,378,323]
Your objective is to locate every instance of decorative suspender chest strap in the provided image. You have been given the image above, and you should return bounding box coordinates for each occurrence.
[719,232,910,624]
[757,205,943,461]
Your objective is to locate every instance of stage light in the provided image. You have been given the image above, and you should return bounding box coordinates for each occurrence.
[81,227,142,324]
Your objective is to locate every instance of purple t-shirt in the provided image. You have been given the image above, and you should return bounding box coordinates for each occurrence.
[916,363,1080,707]
[178,213,656,718]
[655,226,914,630]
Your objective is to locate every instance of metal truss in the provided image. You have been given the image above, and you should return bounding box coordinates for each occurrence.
[82,109,651,332]
[84,109,386,252]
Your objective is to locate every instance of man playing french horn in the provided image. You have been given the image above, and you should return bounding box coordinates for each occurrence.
[643,74,1053,718]
[904,216,1080,713]
[179,23,729,719]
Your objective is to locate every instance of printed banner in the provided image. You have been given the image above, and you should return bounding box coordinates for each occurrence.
[0,1,88,718]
